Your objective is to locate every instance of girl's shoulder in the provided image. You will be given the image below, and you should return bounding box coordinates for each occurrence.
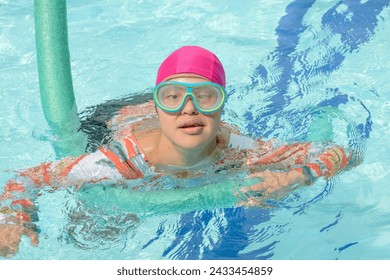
[219,122,267,150]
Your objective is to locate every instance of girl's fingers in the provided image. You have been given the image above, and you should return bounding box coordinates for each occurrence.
[24,227,39,246]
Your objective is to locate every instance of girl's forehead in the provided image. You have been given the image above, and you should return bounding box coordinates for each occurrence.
[164,73,211,83]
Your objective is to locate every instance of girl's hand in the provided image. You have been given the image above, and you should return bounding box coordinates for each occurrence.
[239,169,307,207]
[317,146,350,177]
[0,216,38,258]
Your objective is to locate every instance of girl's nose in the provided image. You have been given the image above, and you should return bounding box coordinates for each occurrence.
[181,96,198,115]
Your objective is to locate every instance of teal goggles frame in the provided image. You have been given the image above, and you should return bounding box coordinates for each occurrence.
[153,81,227,114]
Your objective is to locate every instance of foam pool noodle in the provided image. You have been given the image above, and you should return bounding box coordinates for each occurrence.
[77,178,262,217]
[34,0,87,157]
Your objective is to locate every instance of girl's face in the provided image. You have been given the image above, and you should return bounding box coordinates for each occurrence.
[156,74,223,152]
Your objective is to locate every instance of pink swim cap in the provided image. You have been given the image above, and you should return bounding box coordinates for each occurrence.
[156,46,226,87]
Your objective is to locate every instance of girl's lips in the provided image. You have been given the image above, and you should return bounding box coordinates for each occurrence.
[178,120,205,134]
[179,125,204,135]
[180,123,204,128]
[178,120,205,128]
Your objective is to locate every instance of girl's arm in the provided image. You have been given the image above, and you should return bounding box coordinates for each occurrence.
[0,155,95,257]
[241,140,355,205]
[0,137,147,257]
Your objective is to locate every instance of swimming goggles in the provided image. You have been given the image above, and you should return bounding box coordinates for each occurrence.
[153,81,227,114]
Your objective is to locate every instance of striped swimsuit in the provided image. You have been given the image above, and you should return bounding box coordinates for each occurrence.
[0,129,350,225]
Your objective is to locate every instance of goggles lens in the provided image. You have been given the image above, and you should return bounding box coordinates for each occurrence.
[153,82,226,114]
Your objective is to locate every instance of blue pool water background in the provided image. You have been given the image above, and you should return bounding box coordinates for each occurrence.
[1,0,390,259]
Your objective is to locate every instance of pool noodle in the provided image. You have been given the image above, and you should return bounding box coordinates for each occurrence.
[78,180,251,217]
[32,1,336,216]
[34,0,86,157]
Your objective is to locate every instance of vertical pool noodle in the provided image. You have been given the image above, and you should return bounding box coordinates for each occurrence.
[34,0,86,157]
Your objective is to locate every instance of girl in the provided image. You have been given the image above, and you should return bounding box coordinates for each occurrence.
[0,46,352,257]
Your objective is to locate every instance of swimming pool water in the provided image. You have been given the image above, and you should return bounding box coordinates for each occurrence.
[1,0,390,259]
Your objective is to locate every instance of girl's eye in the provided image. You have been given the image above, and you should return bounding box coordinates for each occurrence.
[198,94,210,99]
[166,94,178,100]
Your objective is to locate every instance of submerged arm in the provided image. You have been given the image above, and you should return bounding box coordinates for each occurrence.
[0,140,145,257]
[0,156,89,257]
[242,140,355,204]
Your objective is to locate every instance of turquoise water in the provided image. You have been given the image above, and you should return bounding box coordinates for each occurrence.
[1,0,390,259]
